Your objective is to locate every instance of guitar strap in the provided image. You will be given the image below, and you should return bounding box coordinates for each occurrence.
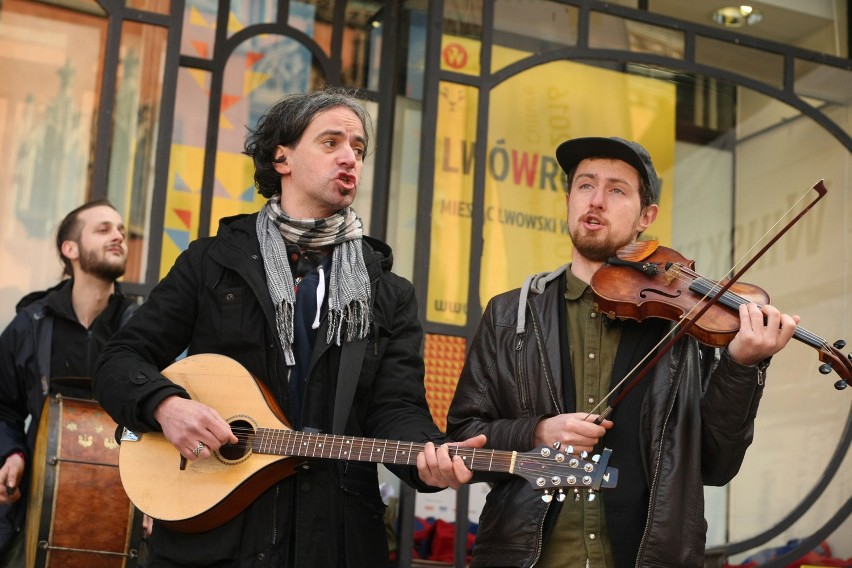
[331,336,368,435]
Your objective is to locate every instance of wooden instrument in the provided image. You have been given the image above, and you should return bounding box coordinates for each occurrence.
[117,354,619,532]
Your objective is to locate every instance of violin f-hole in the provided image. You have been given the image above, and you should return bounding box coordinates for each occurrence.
[639,288,682,300]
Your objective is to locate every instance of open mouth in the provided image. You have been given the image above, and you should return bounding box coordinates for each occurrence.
[337,173,356,190]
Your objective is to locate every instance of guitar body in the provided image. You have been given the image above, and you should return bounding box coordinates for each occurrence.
[118,354,302,533]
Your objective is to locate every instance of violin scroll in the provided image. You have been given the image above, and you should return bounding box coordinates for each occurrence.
[817,339,850,390]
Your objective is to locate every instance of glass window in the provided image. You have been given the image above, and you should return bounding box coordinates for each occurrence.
[649,0,848,58]
[492,0,579,73]
[589,12,684,59]
[341,0,383,89]
[159,67,210,278]
[441,0,483,76]
[230,0,279,38]
[107,20,168,285]
[695,36,784,89]
[0,0,107,326]
[126,0,170,15]
[181,0,217,59]
[426,82,479,326]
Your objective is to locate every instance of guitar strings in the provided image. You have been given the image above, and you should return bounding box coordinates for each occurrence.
[215,428,602,485]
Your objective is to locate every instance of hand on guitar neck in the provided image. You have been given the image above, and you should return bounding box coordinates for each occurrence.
[121,354,619,533]
[417,434,488,490]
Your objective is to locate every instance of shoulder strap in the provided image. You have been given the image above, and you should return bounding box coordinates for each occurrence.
[30,309,53,395]
[331,337,368,435]
[119,300,140,328]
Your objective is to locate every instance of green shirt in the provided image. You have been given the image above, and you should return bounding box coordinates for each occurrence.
[537,267,621,568]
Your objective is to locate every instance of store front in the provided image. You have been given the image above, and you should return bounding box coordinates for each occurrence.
[0,1,849,566]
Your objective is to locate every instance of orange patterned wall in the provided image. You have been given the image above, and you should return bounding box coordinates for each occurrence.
[423,333,467,432]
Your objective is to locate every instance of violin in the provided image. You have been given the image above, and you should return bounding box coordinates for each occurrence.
[590,240,851,391]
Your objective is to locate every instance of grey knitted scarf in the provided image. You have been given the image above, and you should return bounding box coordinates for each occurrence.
[256,195,371,366]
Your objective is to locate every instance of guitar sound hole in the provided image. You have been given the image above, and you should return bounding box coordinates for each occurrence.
[219,419,253,461]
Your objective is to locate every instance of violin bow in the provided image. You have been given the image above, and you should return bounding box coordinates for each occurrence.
[589,180,828,423]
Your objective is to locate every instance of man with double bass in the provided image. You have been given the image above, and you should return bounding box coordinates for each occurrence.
[446,137,800,568]
[0,200,137,567]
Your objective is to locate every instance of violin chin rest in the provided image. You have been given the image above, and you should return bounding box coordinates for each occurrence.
[614,240,659,262]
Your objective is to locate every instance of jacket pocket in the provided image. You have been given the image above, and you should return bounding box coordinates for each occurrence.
[198,286,265,351]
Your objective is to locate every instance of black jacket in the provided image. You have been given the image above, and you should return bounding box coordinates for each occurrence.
[93,213,445,568]
[447,266,767,568]
[0,280,137,555]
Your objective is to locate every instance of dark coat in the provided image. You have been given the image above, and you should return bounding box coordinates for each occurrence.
[0,280,137,556]
[447,267,767,568]
[93,213,445,568]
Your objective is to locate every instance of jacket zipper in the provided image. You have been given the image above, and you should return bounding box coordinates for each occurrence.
[634,351,684,566]
[530,500,553,567]
[523,296,561,566]
[527,299,562,413]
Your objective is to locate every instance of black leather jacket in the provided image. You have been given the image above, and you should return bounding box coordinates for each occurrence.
[447,266,767,568]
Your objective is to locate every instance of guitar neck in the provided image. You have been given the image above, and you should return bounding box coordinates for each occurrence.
[254,428,516,474]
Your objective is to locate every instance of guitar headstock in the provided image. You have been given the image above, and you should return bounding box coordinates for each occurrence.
[515,446,618,502]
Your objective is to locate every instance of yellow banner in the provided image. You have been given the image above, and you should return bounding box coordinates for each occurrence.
[427,36,675,325]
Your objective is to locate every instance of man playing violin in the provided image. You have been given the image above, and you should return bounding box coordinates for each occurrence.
[447,137,799,568]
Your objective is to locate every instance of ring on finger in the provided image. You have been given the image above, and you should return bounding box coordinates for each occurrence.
[193,441,205,457]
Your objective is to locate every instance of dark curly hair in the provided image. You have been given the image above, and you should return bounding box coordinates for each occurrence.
[243,88,372,198]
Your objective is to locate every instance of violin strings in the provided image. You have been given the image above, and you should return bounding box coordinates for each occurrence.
[666,265,827,348]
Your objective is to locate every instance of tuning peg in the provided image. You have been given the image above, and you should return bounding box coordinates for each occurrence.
[835,379,848,391]
[591,454,601,464]
[565,445,575,455]
[541,490,553,503]
[833,339,846,350]
[580,450,588,459]
[573,488,581,502]
[552,441,561,450]
[587,492,597,502]
[819,363,832,375]
[556,490,566,503]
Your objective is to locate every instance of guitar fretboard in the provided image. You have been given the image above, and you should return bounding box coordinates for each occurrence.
[253,428,517,474]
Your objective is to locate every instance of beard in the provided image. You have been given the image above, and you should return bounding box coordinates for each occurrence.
[570,230,630,262]
[79,247,127,281]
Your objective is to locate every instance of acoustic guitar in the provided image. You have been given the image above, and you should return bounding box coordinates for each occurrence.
[118,353,619,533]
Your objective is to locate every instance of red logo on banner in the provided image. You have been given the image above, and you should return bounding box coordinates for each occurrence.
[442,43,468,69]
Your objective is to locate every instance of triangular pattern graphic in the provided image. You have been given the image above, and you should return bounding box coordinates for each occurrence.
[245,51,264,68]
[244,71,272,96]
[188,69,209,91]
[189,6,210,27]
[190,40,209,59]
[220,94,241,113]
[213,178,231,198]
[173,172,192,193]
[174,208,192,229]
[165,228,190,252]
[227,12,244,35]
[240,185,256,203]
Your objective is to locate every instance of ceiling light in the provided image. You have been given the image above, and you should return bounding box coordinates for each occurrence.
[712,6,763,27]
